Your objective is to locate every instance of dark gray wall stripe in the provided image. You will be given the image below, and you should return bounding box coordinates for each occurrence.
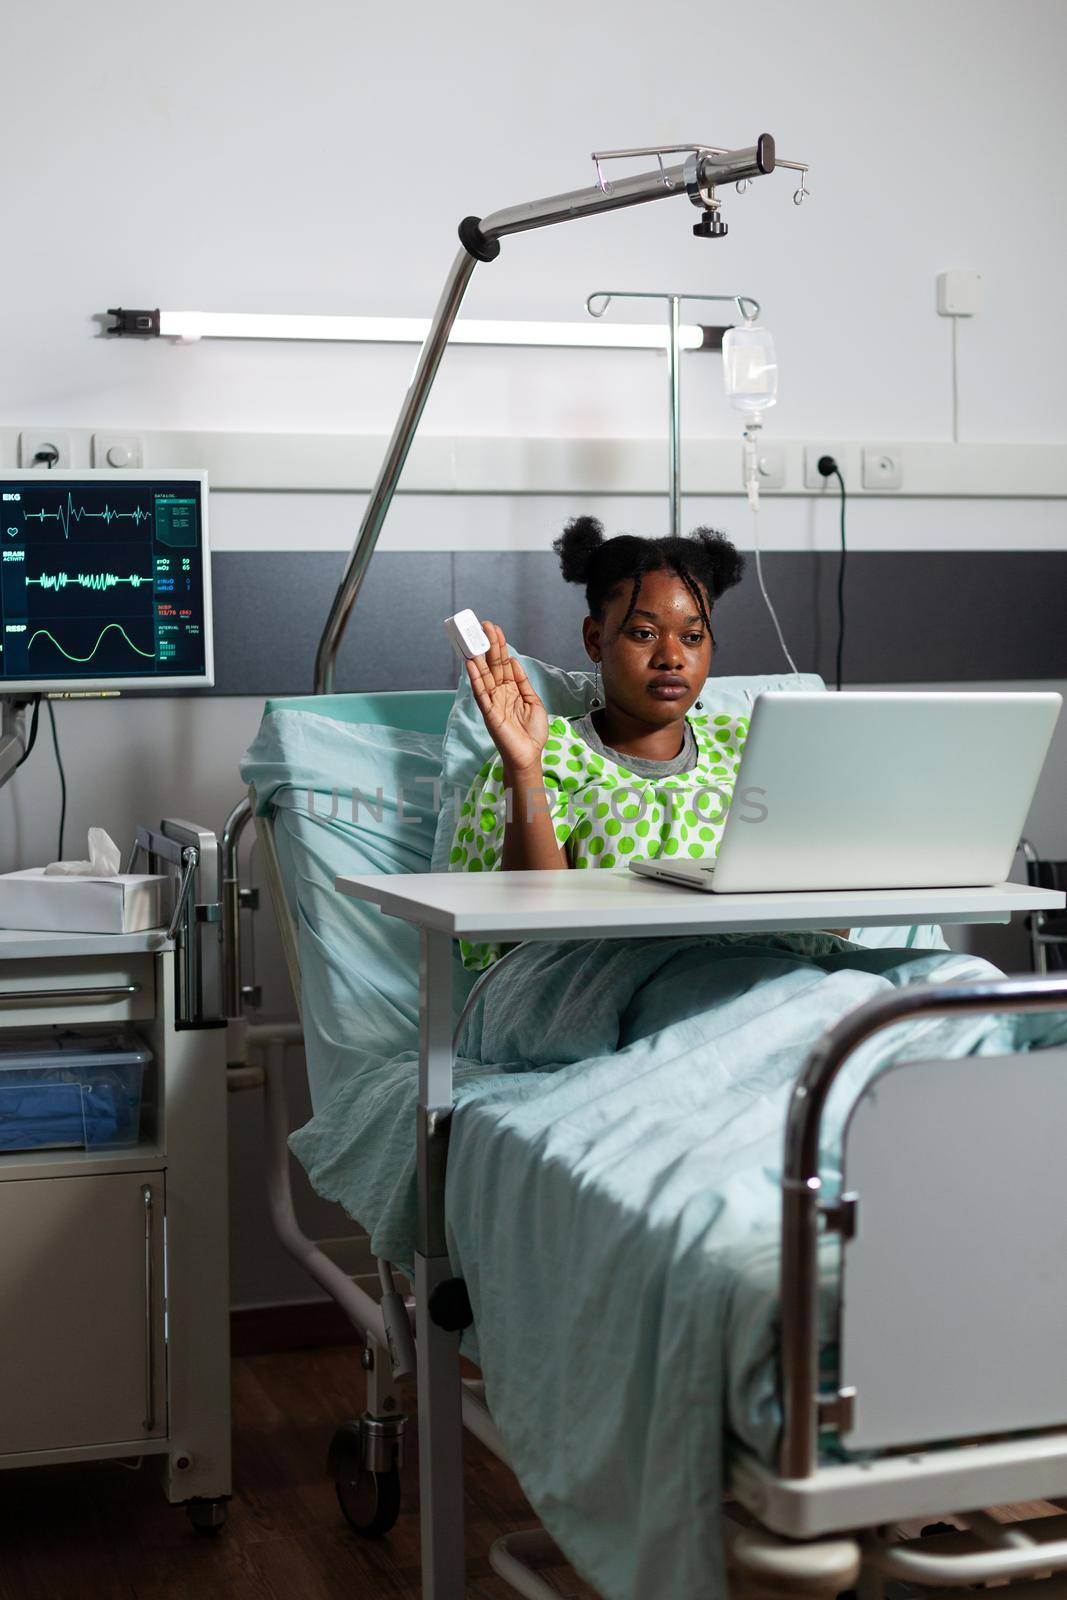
[202,550,1067,697]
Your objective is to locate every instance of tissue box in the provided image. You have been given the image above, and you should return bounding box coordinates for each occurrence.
[0,870,172,935]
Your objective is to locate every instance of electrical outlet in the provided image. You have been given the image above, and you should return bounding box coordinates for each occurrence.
[742,441,785,492]
[18,430,71,469]
[861,447,903,491]
[803,446,848,489]
[92,432,144,469]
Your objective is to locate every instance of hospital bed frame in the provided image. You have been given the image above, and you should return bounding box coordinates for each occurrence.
[243,689,1067,1600]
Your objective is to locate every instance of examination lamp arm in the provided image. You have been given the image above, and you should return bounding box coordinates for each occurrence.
[313,138,777,693]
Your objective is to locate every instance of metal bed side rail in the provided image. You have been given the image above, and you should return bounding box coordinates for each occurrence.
[247,787,303,1023]
[243,789,418,1382]
[779,970,1067,1481]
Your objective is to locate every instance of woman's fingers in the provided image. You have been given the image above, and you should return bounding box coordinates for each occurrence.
[467,647,492,687]
[465,655,497,720]
[483,619,506,687]
[483,618,521,689]
[493,625,517,684]
[510,654,538,704]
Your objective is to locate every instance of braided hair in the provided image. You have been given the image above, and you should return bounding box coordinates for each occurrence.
[553,516,744,635]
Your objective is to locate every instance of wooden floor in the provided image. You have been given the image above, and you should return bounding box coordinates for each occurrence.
[0,1342,596,1600]
[0,1338,1060,1600]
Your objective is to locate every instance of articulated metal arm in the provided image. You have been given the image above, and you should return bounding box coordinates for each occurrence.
[313,137,784,693]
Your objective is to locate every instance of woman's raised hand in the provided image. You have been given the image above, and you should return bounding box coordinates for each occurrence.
[466,620,549,775]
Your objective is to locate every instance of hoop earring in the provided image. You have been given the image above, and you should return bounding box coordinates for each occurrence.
[590,662,603,710]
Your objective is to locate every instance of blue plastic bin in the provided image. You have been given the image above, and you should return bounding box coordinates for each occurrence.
[0,1033,150,1153]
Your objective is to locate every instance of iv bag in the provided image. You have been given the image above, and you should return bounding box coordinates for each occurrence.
[723,322,778,416]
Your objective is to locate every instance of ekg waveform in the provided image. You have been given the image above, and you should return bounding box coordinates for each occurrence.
[27,571,153,593]
[21,495,153,539]
[28,623,156,662]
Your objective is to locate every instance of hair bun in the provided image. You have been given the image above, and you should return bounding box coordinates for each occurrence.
[686,526,746,599]
[553,515,604,584]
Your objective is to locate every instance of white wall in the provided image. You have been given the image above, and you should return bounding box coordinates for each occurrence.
[5,0,1067,451]
[3,0,1066,1306]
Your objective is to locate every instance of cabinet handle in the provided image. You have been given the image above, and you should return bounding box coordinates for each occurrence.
[0,982,141,1007]
[142,1185,156,1433]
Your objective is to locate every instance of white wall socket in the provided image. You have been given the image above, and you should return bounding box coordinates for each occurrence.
[18,430,71,469]
[742,441,786,492]
[861,447,904,491]
[92,432,144,469]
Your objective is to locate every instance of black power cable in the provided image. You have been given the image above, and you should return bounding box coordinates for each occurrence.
[817,456,848,690]
[46,699,66,860]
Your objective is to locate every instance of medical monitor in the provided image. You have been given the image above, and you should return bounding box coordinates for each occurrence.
[0,470,213,693]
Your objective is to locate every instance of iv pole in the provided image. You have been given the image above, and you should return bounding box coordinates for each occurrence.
[585,289,761,537]
[312,134,813,693]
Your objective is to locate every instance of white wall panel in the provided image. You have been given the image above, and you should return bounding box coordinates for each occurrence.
[2,0,1065,446]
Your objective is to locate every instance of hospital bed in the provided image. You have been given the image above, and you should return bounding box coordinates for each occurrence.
[242,685,1067,1600]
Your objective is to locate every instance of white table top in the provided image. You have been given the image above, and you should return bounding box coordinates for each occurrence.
[0,928,172,961]
[336,870,1064,942]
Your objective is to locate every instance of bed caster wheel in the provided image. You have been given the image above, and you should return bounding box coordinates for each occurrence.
[185,1496,229,1536]
[328,1422,402,1538]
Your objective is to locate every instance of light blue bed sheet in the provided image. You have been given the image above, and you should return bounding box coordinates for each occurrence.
[243,706,1067,1600]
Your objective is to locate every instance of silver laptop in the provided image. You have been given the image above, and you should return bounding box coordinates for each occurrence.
[629,690,1062,894]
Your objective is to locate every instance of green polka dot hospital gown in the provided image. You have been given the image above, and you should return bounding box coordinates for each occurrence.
[448,707,749,970]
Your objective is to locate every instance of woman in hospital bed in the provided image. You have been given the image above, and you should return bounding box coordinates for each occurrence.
[449,515,857,967]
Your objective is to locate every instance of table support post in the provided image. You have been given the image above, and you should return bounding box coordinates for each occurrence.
[416,928,464,1598]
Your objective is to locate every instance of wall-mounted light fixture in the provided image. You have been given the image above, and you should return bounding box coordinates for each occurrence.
[104,307,716,352]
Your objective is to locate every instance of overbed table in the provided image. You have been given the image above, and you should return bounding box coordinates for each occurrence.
[335,870,1065,1599]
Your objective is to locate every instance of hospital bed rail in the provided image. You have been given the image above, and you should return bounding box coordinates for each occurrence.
[780,968,1067,1482]
[723,966,1067,1600]
[219,692,473,1532]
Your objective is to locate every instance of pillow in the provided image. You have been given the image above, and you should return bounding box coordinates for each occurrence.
[242,707,472,1114]
[429,657,825,871]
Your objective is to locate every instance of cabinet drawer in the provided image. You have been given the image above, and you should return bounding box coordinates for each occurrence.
[0,1171,166,1454]
[0,955,155,1028]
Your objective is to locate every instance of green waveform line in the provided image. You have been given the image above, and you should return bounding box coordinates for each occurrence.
[27,623,156,662]
[26,571,152,592]
[22,495,152,539]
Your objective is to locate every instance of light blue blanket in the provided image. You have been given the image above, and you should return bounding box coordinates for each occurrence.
[289,927,1067,1600]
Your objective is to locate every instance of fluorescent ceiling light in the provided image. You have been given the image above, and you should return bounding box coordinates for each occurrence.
[154,310,706,351]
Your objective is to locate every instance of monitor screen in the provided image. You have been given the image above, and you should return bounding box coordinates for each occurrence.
[0,471,213,692]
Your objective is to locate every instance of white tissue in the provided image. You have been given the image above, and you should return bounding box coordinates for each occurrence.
[44,827,123,877]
